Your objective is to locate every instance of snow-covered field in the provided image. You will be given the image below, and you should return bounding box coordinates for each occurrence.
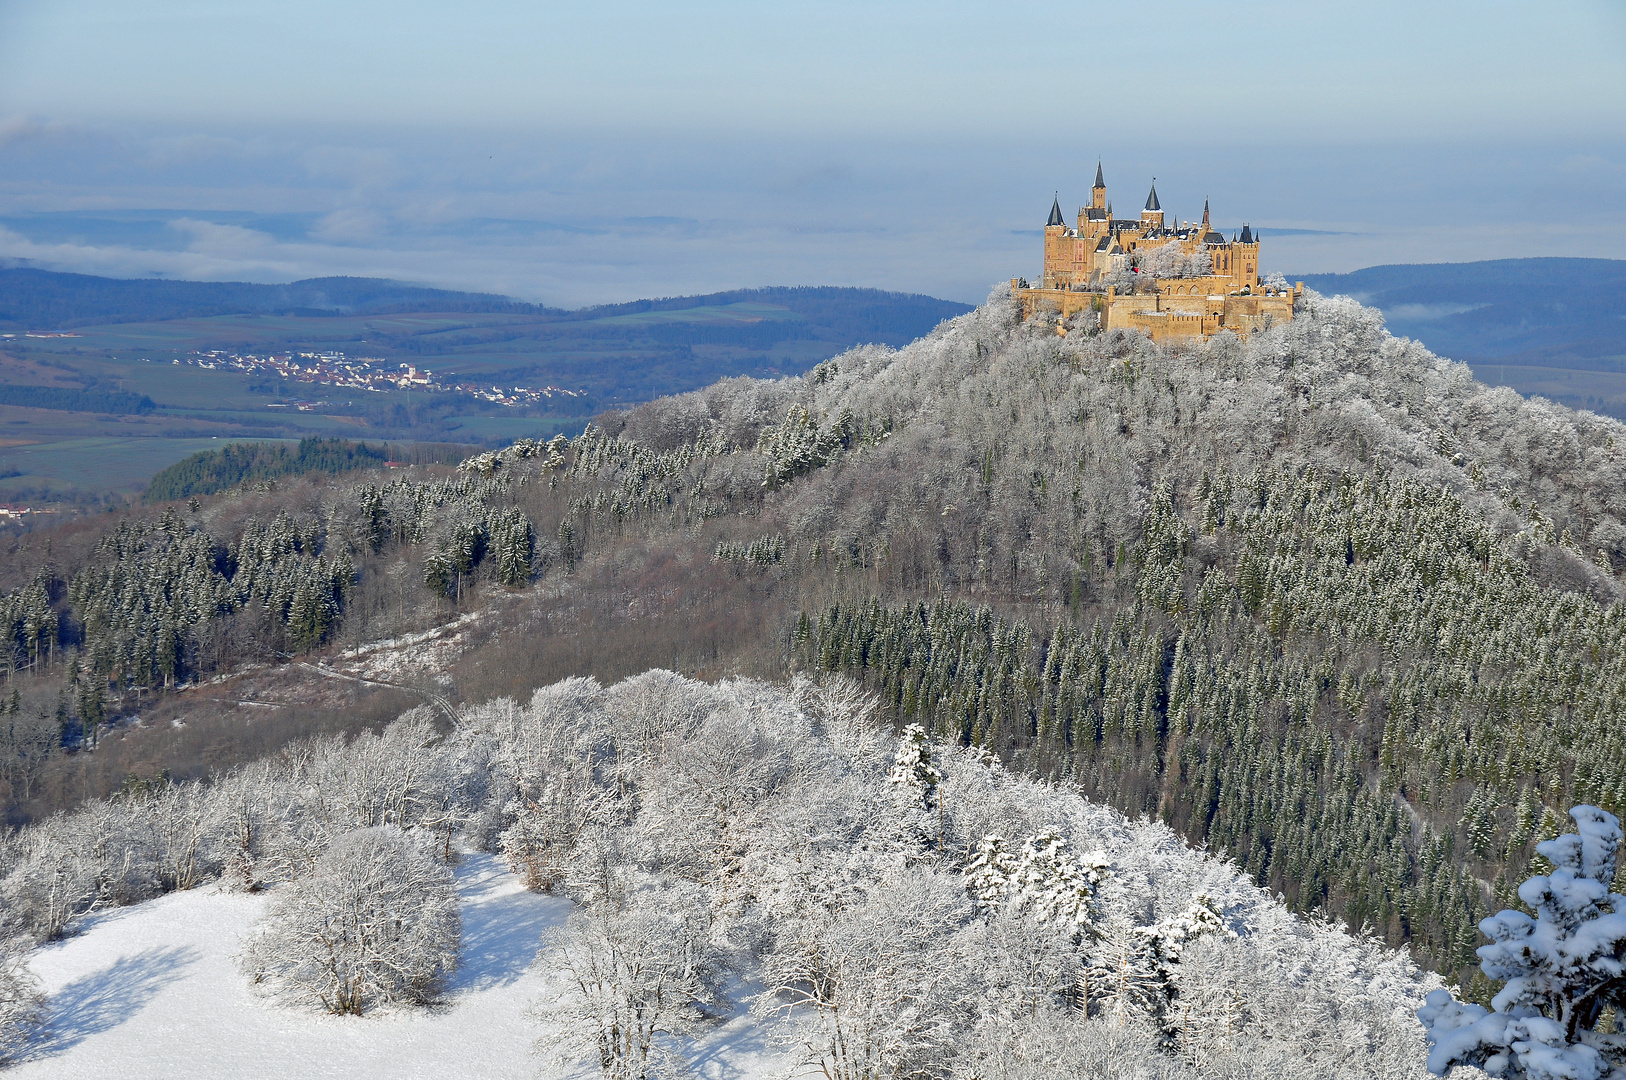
[11,854,796,1079]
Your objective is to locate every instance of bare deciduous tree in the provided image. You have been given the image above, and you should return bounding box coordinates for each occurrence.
[0,934,44,1065]
[534,877,720,1080]
[240,826,460,1014]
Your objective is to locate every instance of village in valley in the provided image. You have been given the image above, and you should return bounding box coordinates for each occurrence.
[160,349,584,408]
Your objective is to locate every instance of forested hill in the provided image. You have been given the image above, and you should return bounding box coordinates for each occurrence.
[569,286,1626,990]
[0,268,971,339]
[0,269,558,329]
[142,438,476,501]
[1296,256,1626,369]
[4,282,1625,1003]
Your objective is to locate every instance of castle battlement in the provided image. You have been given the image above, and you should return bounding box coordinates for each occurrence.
[1012,163,1301,341]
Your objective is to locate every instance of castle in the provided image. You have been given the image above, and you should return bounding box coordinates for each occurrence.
[1011,163,1302,341]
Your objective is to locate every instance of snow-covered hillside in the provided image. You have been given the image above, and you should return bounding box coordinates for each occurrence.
[2,672,1448,1079]
[10,853,798,1079]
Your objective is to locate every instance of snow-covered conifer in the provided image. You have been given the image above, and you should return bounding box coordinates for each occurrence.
[1419,804,1626,1079]
[889,722,942,810]
[966,831,1109,932]
[488,507,535,587]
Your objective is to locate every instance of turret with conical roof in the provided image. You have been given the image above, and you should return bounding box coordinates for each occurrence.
[1091,162,1107,210]
[1140,179,1164,229]
[1047,195,1065,228]
[1200,198,1224,244]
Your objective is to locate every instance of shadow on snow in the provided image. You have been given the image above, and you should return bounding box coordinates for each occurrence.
[449,853,570,993]
[23,946,199,1061]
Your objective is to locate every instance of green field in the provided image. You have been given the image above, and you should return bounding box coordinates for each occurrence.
[1465,362,1626,419]
[0,436,298,501]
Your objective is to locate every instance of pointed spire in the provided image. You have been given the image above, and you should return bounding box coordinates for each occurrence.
[1093,161,1106,189]
[1201,198,1210,226]
[1047,193,1065,227]
[1144,180,1160,212]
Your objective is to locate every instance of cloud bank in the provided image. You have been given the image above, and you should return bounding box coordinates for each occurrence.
[1,121,1623,306]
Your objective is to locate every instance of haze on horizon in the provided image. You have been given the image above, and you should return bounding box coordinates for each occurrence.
[1,0,1623,307]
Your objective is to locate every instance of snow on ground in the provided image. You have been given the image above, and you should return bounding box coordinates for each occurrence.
[12,854,804,1079]
[337,614,481,684]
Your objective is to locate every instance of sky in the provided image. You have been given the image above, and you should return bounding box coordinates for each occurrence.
[1,0,1623,306]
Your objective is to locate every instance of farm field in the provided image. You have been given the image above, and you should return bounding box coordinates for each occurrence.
[0,435,297,502]
[1461,361,1626,418]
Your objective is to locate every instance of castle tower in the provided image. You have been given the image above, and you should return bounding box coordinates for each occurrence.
[1091,162,1107,210]
[1043,194,1069,288]
[1199,198,1224,244]
[1140,181,1164,229]
[1234,224,1259,288]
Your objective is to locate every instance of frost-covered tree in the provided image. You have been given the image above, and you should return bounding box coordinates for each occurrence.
[473,682,618,893]
[966,831,1110,932]
[1136,242,1213,280]
[535,877,720,1080]
[0,822,100,941]
[1419,804,1626,1079]
[756,867,977,1080]
[240,826,460,1014]
[0,933,44,1065]
[889,722,942,810]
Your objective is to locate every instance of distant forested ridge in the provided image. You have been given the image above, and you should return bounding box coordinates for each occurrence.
[0,268,971,341]
[0,269,557,330]
[565,285,975,347]
[0,384,155,415]
[1295,257,1626,367]
[0,272,974,423]
[143,437,471,500]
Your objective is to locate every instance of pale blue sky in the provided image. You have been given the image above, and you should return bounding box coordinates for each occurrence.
[1,1,1623,304]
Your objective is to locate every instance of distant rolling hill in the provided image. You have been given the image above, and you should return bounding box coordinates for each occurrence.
[0,269,556,330]
[0,271,973,504]
[1296,257,1626,419]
